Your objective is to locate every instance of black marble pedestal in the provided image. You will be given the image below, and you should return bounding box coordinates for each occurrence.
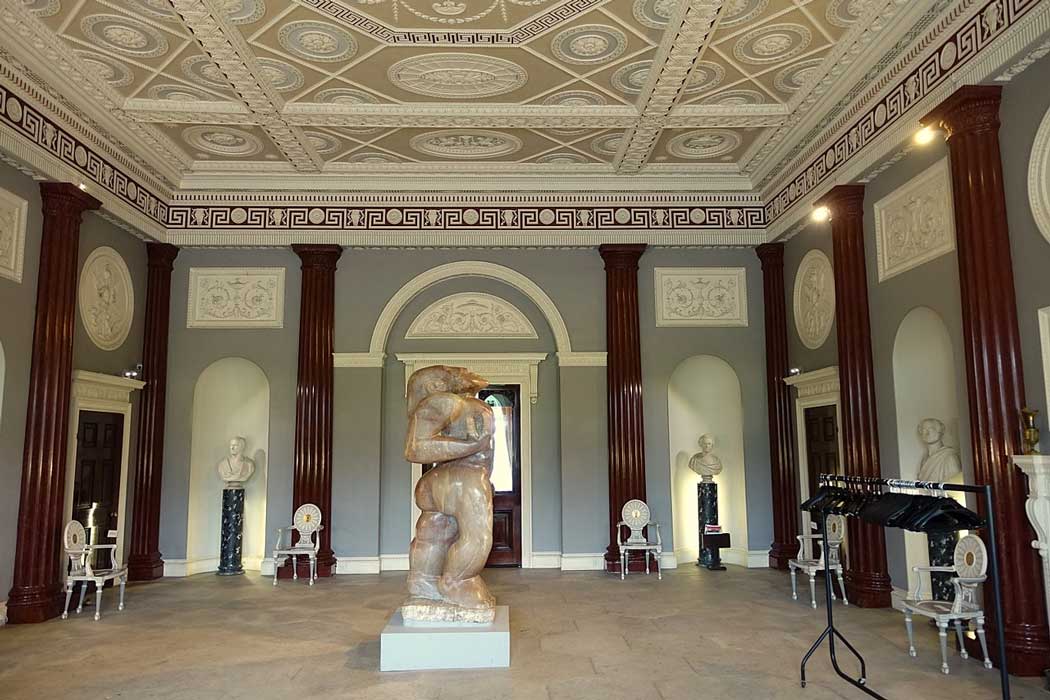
[928,530,958,601]
[697,481,718,567]
[218,487,245,576]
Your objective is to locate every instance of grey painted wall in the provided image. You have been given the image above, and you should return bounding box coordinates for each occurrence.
[160,248,301,561]
[0,162,147,605]
[1002,55,1050,447]
[639,248,773,553]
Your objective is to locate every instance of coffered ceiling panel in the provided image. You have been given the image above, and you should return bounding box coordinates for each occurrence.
[7,0,944,186]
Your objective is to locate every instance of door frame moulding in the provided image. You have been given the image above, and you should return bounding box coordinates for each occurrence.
[63,370,145,568]
[397,352,546,570]
[784,366,844,539]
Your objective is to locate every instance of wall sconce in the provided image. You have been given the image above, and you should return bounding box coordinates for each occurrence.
[120,363,143,380]
[785,367,803,379]
[811,206,831,223]
[914,125,939,146]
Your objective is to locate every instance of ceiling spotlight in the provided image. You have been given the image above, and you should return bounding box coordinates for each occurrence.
[914,126,938,146]
[78,183,87,191]
[811,206,831,223]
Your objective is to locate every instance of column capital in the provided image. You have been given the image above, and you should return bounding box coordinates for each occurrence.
[39,182,101,216]
[755,242,784,268]
[922,84,1002,139]
[146,242,179,271]
[816,184,865,219]
[599,243,647,270]
[292,244,342,270]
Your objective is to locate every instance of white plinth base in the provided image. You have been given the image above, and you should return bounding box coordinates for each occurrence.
[380,605,510,671]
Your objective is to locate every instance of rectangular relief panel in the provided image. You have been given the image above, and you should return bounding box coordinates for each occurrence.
[873,158,956,282]
[654,267,748,327]
[0,186,28,283]
[187,267,286,328]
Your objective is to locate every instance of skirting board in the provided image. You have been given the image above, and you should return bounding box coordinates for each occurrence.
[722,549,770,569]
[559,553,606,571]
[891,587,908,612]
[531,551,563,569]
[381,554,411,571]
[0,600,6,626]
[337,556,382,575]
[163,557,220,577]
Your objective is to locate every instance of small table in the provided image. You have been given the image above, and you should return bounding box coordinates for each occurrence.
[701,532,730,571]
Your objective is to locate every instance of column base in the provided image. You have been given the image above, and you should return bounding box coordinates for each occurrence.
[5,584,64,624]
[843,570,893,608]
[127,553,165,581]
[768,541,799,570]
[964,622,1050,677]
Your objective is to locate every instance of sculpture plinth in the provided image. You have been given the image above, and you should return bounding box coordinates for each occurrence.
[217,488,245,576]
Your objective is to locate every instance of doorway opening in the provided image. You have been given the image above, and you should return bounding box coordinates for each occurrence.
[802,404,842,545]
[71,410,125,572]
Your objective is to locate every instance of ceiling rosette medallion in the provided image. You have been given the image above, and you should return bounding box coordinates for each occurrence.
[388,53,528,98]
[542,90,606,107]
[550,25,628,66]
[732,23,812,65]
[667,130,742,160]
[721,0,769,28]
[80,14,170,59]
[410,129,523,159]
[278,21,358,63]
[632,0,676,29]
[183,126,264,157]
[73,50,134,88]
[315,87,378,105]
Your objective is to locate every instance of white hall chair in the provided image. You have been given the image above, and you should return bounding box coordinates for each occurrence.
[616,499,662,580]
[272,503,323,586]
[902,533,993,674]
[62,520,127,621]
[789,514,848,608]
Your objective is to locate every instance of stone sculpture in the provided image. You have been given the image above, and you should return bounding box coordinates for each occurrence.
[403,365,496,624]
[216,437,255,576]
[916,418,962,482]
[217,436,256,488]
[688,433,724,482]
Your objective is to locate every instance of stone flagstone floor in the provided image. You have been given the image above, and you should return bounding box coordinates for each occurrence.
[0,565,1043,699]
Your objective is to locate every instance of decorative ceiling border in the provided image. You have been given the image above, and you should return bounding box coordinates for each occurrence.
[764,0,1042,225]
[299,0,606,46]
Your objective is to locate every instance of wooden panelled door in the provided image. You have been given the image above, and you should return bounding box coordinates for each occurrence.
[480,386,522,567]
[72,410,125,570]
[803,404,839,534]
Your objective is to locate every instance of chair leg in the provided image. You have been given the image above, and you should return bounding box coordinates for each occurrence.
[808,572,817,609]
[62,581,73,620]
[273,555,279,586]
[836,569,848,606]
[954,619,968,659]
[645,552,650,576]
[119,576,127,612]
[790,567,798,600]
[656,552,662,581]
[904,611,916,657]
[94,585,103,621]
[976,617,993,669]
[309,556,315,586]
[937,620,950,674]
[620,552,625,581]
[292,555,298,581]
[76,582,87,614]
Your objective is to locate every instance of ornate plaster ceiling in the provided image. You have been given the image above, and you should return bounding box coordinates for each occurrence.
[6,0,915,185]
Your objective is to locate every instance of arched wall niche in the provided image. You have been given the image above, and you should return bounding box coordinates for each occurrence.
[667,355,748,565]
[186,357,270,573]
[892,306,963,593]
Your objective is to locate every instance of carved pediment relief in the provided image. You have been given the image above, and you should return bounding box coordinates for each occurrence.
[406,292,538,340]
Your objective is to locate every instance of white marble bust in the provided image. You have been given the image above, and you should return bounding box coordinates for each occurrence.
[217,436,255,489]
[688,433,724,483]
[917,418,962,482]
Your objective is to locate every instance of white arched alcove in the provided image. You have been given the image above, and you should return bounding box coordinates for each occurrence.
[186,358,269,574]
[668,355,748,566]
[892,306,962,593]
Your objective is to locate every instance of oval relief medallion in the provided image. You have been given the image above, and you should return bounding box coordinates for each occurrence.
[632,0,677,29]
[410,130,522,159]
[793,249,835,350]
[80,14,169,58]
[74,50,134,88]
[667,130,742,160]
[278,20,357,62]
[79,246,134,352]
[388,53,528,99]
[733,23,811,65]
[1030,104,1050,245]
[183,126,263,157]
[721,0,770,27]
[773,58,824,93]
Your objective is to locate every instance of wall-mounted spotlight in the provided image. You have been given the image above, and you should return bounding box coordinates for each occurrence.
[77,182,87,191]
[811,206,831,223]
[913,126,939,146]
[786,367,803,379]
[120,363,143,380]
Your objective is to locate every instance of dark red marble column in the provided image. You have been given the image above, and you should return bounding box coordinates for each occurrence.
[756,243,799,570]
[6,183,100,623]
[817,185,892,608]
[127,242,179,581]
[599,244,648,571]
[923,85,1050,675]
[283,244,342,578]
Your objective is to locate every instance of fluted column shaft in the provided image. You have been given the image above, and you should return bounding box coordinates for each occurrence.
[128,243,179,581]
[599,244,647,570]
[756,243,799,569]
[924,85,1050,675]
[6,183,100,623]
[818,185,892,608]
[288,244,342,577]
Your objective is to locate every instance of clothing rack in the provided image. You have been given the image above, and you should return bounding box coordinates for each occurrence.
[799,474,1010,700]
